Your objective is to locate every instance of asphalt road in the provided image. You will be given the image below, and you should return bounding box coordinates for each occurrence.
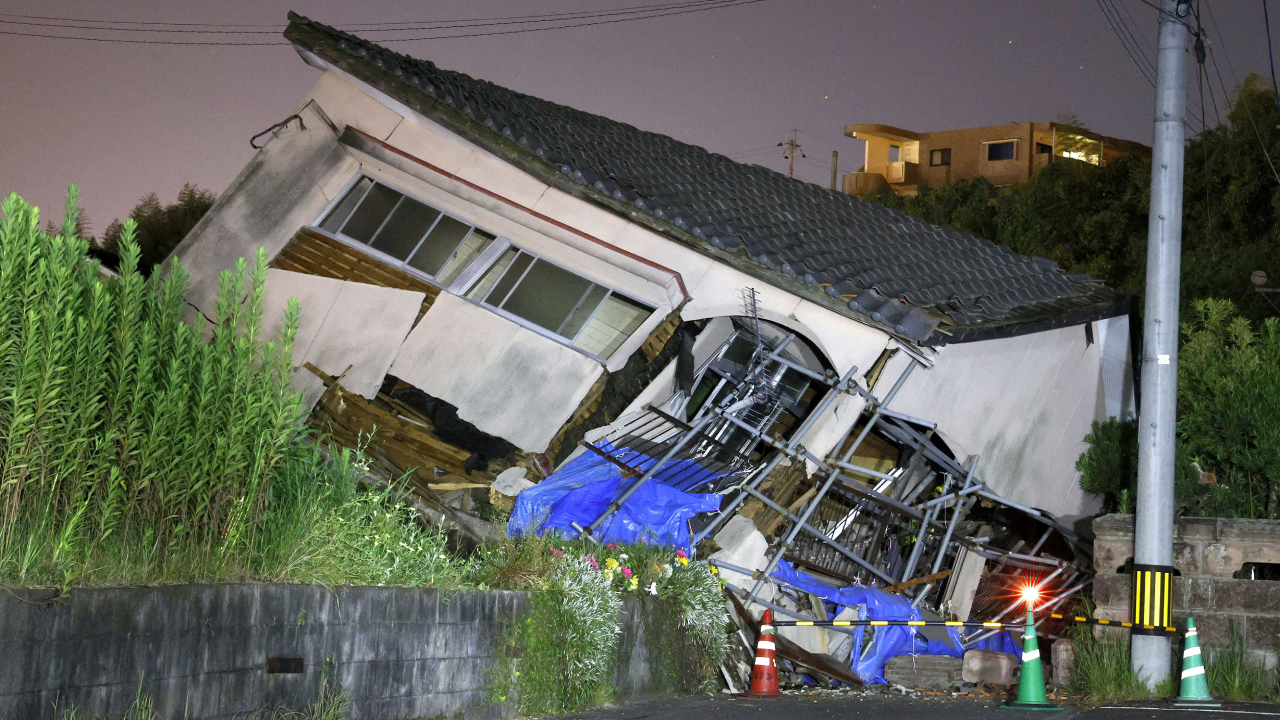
[561,692,1280,720]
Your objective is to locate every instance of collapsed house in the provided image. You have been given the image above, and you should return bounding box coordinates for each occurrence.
[171,13,1137,684]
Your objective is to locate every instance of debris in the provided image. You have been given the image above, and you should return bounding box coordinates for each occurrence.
[962,648,1018,686]
[492,467,534,496]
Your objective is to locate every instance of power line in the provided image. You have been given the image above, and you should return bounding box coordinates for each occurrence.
[0,1,727,30]
[1095,0,1206,133]
[1202,16,1280,183]
[0,0,738,35]
[0,0,766,45]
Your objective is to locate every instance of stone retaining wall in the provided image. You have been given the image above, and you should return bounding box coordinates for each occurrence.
[1093,514,1280,667]
[0,584,689,720]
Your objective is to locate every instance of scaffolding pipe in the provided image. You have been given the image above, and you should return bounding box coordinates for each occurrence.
[744,359,918,605]
[690,361,862,547]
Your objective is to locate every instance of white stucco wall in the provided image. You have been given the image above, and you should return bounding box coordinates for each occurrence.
[875,320,1134,521]
[389,292,605,452]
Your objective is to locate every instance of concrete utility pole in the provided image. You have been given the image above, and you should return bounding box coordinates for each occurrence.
[778,130,803,178]
[830,150,839,189]
[1132,0,1191,688]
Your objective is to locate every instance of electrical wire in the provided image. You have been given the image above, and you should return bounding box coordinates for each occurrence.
[0,0,766,45]
[0,0,738,35]
[0,0,731,30]
[1202,2,1280,183]
[1263,0,1280,118]
[1096,0,1205,133]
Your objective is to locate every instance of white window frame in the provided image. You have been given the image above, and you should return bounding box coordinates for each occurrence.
[309,173,655,362]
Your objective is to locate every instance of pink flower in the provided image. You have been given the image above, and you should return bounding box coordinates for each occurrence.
[550,548,564,556]
[675,550,688,559]
[587,555,600,570]
[606,543,619,551]
[621,567,633,579]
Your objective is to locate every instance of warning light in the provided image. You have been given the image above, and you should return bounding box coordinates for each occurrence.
[1020,585,1041,609]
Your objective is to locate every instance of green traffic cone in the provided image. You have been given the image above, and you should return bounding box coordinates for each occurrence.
[1002,609,1062,711]
[1174,617,1221,708]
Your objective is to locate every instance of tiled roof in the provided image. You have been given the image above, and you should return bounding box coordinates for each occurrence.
[283,13,1129,345]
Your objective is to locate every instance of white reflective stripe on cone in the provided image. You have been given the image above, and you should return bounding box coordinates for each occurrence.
[1023,649,1040,662]
[1187,628,1198,637]
[754,656,771,666]
[761,625,774,632]
[1182,665,1206,678]
[1184,646,1201,658]
[757,641,776,651]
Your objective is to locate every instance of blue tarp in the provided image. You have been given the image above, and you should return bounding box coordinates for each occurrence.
[771,559,1020,684]
[507,442,721,550]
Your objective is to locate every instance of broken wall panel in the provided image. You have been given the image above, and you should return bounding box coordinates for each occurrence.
[873,327,1113,520]
[271,227,441,324]
[389,292,605,452]
[261,268,424,405]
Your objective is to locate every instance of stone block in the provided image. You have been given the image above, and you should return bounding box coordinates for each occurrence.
[962,649,1018,686]
[1216,518,1280,543]
[1173,542,1200,576]
[1186,578,1215,611]
[884,654,964,690]
[1202,543,1243,578]
[1190,613,1240,646]
[1247,616,1280,650]
[1092,538,1132,575]
[1177,517,1219,540]
[1051,639,1075,687]
[1092,514,1134,538]
[1092,573,1131,609]
[1214,579,1280,613]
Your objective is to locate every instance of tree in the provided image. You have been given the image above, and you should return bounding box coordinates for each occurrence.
[98,183,216,275]
[874,74,1280,324]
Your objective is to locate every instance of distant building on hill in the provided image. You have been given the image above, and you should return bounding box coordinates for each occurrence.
[842,121,1151,198]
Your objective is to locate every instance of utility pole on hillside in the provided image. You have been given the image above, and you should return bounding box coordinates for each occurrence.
[1132,0,1191,688]
[778,130,804,178]
[830,150,839,190]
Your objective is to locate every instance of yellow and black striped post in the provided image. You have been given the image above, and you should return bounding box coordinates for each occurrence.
[1130,564,1174,635]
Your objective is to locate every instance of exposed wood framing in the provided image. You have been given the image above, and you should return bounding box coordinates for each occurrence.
[305,362,474,485]
[271,227,441,324]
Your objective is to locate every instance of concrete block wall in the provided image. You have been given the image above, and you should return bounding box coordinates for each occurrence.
[0,584,528,720]
[1093,514,1280,668]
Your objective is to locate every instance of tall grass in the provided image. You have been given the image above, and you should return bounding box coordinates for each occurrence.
[1207,628,1275,701]
[1067,623,1153,702]
[0,189,464,588]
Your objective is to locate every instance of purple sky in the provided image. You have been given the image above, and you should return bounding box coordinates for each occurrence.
[1,0,1274,237]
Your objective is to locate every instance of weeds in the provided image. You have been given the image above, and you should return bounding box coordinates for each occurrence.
[1206,627,1275,701]
[1067,623,1152,702]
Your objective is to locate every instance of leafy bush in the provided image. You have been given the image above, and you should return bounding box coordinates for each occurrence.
[1178,299,1280,518]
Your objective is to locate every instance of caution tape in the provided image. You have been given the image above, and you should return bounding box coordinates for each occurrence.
[771,614,1181,635]
[1045,612,1180,635]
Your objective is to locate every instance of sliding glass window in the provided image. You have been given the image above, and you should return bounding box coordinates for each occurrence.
[466,247,653,359]
[318,177,496,283]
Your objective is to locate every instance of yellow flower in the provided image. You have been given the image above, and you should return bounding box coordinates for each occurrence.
[677,556,690,566]
[628,577,639,591]
[605,557,620,570]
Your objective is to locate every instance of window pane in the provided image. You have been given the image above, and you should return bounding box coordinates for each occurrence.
[341,183,402,243]
[407,215,472,276]
[436,229,496,286]
[370,196,441,260]
[574,294,652,358]
[987,141,1015,161]
[466,247,518,301]
[559,285,609,339]
[320,177,372,234]
[500,259,593,333]
[930,148,951,167]
[481,250,532,306]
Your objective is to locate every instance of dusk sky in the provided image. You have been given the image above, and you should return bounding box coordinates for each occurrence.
[2,0,1276,237]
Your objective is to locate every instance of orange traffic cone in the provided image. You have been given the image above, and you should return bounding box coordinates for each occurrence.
[747,609,780,696]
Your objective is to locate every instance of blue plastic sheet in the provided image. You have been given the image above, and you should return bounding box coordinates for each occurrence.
[770,559,1019,684]
[507,442,721,550]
